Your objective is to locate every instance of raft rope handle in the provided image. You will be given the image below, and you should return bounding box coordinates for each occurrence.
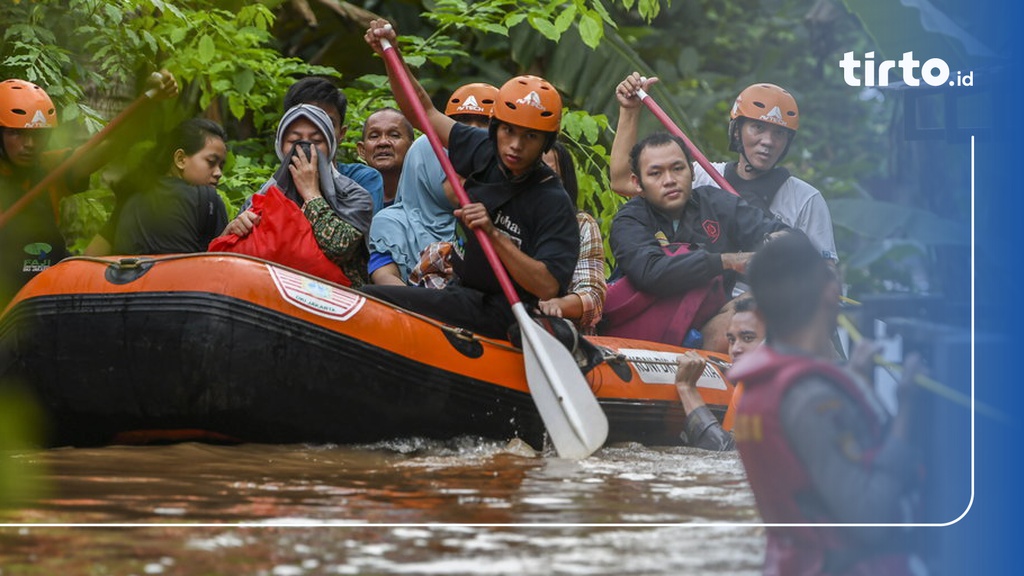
[838,313,1006,422]
[63,253,527,353]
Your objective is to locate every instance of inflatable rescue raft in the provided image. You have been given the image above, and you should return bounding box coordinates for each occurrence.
[0,254,735,449]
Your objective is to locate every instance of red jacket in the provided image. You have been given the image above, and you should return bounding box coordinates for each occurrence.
[730,345,919,576]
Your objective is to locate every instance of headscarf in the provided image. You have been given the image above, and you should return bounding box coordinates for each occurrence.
[257,104,373,237]
[274,104,337,161]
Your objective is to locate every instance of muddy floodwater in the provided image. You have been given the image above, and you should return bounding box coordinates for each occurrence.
[0,438,765,574]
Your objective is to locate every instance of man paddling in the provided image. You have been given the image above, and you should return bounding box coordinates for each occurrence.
[731,233,926,575]
[362,20,578,340]
[2,73,178,302]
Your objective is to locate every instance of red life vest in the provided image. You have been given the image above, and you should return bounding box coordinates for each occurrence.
[602,244,726,346]
[729,345,919,576]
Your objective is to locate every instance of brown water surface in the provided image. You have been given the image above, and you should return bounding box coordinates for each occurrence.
[0,438,764,574]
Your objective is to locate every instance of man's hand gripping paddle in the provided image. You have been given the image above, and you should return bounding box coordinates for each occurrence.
[376,25,608,459]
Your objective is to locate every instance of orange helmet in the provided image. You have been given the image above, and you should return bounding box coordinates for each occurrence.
[729,83,798,131]
[445,82,498,118]
[0,79,58,129]
[492,75,561,133]
[728,83,798,159]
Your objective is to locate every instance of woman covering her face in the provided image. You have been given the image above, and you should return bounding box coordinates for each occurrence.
[225,104,374,286]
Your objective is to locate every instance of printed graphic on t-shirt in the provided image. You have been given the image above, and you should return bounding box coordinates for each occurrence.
[493,210,523,249]
[21,242,53,273]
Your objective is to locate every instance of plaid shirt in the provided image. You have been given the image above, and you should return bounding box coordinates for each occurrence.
[409,241,454,289]
[572,212,607,334]
[303,197,369,288]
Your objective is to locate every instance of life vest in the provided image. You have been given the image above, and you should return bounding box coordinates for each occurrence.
[601,244,726,346]
[729,345,921,576]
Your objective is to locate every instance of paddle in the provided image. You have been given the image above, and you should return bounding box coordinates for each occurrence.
[635,87,741,198]
[375,26,609,459]
[0,73,168,229]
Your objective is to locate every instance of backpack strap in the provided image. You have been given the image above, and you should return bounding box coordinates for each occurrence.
[196,185,219,239]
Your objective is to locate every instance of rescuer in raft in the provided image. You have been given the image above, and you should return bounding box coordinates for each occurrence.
[609,73,838,265]
[361,20,579,340]
[1,72,178,302]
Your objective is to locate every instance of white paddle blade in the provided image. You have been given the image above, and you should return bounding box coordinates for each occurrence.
[513,304,609,459]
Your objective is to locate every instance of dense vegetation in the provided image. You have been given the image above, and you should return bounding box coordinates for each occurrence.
[0,0,990,297]
[0,0,1000,514]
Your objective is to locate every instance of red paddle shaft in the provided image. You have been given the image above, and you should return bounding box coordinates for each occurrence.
[636,88,739,198]
[379,36,522,306]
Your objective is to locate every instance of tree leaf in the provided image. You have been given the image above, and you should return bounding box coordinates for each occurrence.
[233,68,255,94]
[578,12,604,48]
[505,13,527,28]
[554,5,577,35]
[197,35,215,65]
[228,95,245,121]
[480,23,509,36]
[530,17,560,42]
[581,113,599,143]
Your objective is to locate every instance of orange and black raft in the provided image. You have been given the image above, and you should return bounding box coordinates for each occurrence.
[0,253,735,449]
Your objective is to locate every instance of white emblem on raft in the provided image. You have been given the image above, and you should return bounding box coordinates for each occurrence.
[269,266,365,321]
[619,348,727,390]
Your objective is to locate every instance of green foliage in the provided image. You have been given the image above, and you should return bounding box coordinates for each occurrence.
[561,109,622,273]
[217,140,278,216]
[426,0,621,49]
[0,382,48,514]
[1,0,336,248]
[59,185,116,254]
[3,0,968,298]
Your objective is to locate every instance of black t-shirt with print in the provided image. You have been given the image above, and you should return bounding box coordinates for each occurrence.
[0,154,76,304]
[446,123,578,305]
